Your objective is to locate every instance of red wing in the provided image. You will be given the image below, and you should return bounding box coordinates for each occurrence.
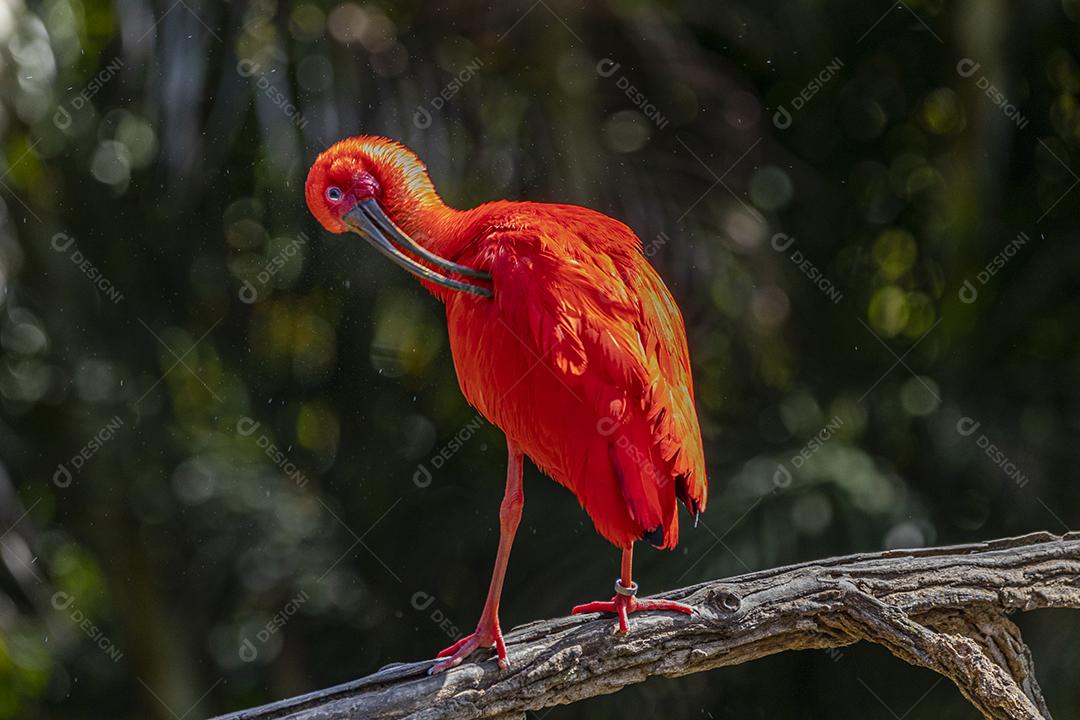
[482,218,706,546]
[632,263,708,517]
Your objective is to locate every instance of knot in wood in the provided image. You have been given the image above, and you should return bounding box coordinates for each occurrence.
[707,587,741,614]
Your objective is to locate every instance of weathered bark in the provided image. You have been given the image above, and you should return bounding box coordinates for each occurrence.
[212,532,1080,720]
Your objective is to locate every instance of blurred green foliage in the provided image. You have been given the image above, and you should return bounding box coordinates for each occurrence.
[0,0,1077,717]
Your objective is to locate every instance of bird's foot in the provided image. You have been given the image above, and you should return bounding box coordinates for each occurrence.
[429,620,507,674]
[571,580,693,634]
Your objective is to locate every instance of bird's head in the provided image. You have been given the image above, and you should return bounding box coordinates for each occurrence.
[306,136,431,234]
[305,136,491,297]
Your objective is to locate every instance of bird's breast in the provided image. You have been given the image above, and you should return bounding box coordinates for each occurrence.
[442,296,573,481]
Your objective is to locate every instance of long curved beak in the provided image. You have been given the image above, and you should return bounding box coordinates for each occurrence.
[342,200,492,298]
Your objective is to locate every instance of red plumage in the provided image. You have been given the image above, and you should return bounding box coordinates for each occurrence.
[306,136,707,671]
[445,202,707,549]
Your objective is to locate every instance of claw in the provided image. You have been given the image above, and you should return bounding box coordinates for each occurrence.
[571,593,693,634]
[494,629,508,669]
[429,624,507,674]
[434,634,472,659]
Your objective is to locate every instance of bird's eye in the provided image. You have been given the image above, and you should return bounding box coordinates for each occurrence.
[325,186,343,202]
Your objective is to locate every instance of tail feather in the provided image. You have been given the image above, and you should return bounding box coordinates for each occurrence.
[608,417,678,548]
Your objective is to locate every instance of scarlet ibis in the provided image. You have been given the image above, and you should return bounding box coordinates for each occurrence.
[306,136,708,673]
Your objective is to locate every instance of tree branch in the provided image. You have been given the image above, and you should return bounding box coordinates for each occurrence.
[213,532,1080,720]
[924,606,1052,716]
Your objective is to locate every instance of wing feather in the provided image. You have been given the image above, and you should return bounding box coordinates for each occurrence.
[472,207,706,547]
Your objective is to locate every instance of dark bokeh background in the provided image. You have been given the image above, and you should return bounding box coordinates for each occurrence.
[0,0,1077,717]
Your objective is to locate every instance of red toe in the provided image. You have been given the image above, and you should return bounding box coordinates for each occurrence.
[570,592,694,633]
[494,631,508,669]
[435,634,472,658]
[430,622,507,674]
[571,600,618,615]
[634,598,694,615]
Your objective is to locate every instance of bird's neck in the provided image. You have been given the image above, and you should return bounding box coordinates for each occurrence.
[382,192,475,303]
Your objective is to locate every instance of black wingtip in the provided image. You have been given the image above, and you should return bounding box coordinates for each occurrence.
[641,525,664,547]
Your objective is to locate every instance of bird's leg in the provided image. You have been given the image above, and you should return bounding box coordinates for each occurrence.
[570,544,694,633]
[430,439,523,674]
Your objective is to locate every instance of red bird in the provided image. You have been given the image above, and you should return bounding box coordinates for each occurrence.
[306,136,708,673]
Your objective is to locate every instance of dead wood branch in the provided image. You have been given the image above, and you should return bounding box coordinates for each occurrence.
[213,532,1080,720]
